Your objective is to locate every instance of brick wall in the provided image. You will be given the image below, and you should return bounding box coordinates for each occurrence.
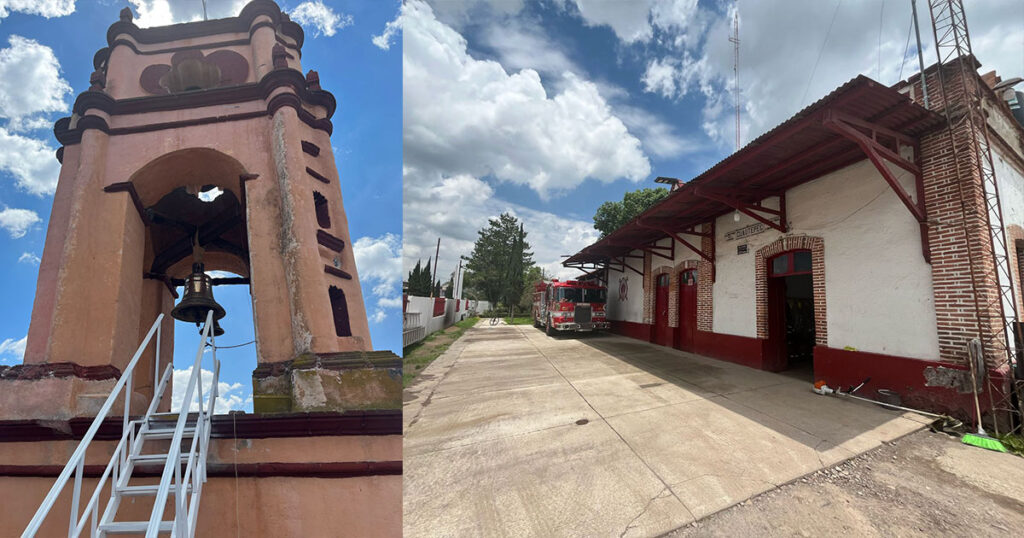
[641,251,653,324]
[697,222,714,332]
[754,235,827,345]
[916,61,1007,368]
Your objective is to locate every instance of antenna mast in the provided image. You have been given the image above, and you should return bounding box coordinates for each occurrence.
[729,8,740,151]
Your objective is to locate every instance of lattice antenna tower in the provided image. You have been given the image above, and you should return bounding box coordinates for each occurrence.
[927,0,1023,433]
[729,8,741,151]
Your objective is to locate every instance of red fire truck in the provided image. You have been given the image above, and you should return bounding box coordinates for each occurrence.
[533,279,610,335]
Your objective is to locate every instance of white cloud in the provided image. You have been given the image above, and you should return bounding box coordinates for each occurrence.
[633,0,1024,149]
[127,0,173,28]
[353,233,402,323]
[0,0,74,20]
[290,1,352,38]
[403,0,650,198]
[570,0,655,43]
[0,128,61,195]
[18,251,39,264]
[479,20,577,77]
[0,206,40,238]
[171,366,251,414]
[403,168,597,289]
[372,8,401,50]
[0,335,26,363]
[0,36,72,126]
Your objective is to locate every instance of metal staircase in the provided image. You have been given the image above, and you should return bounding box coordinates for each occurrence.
[23,311,222,537]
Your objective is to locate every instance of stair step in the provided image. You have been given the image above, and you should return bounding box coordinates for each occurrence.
[150,412,201,421]
[97,520,174,534]
[116,484,193,497]
[143,427,196,440]
[130,453,190,464]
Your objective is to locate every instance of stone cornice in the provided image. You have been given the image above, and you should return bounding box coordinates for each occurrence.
[53,68,335,148]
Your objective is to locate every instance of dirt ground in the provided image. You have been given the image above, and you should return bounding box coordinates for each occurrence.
[665,429,1024,537]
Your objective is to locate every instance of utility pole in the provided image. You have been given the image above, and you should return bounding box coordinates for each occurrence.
[430,237,440,298]
[202,0,208,21]
[910,0,929,109]
[455,259,463,299]
[729,8,741,151]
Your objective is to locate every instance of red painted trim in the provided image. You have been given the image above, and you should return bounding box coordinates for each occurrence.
[324,265,353,280]
[813,346,1011,421]
[0,363,121,381]
[432,297,446,317]
[693,330,769,369]
[609,320,653,342]
[316,229,345,252]
[103,181,151,226]
[306,166,331,184]
[0,410,401,443]
[301,140,321,157]
[0,461,401,479]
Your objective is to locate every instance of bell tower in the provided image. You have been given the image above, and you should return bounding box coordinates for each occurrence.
[1,0,399,419]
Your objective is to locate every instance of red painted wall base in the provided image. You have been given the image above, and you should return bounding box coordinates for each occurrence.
[608,320,1007,421]
[812,346,1010,422]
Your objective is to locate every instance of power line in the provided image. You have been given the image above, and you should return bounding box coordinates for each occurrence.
[801,0,843,108]
[897,13,913,81]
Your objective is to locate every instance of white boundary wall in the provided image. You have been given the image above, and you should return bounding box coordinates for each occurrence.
[403,296,491,347]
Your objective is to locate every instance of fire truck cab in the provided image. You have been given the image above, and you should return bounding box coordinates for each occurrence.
[533,279,610,335]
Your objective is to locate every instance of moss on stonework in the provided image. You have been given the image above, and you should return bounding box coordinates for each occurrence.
[253,394,293,414]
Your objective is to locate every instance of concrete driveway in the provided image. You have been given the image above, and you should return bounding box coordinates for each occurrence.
[403,321,930,538]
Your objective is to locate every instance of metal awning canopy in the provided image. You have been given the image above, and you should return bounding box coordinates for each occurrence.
[565,75,945,270]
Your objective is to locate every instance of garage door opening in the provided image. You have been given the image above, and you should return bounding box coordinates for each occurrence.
[767,250,815,378]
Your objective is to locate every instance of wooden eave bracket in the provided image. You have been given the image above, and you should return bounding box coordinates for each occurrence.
[611,256,643,276]
[821,108,931,262]
[692,187,788,234]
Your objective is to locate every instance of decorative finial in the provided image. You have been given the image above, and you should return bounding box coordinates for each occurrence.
[89,69,106,91]
[272,44,290,69]
[305,70,320,91]
[119,7,133,23]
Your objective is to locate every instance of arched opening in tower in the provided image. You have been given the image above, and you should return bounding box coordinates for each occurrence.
[132,148,257,414]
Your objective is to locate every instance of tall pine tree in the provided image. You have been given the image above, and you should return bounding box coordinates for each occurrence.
[463,213,534,308]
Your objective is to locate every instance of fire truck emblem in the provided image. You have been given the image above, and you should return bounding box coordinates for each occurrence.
[618,277,628,301]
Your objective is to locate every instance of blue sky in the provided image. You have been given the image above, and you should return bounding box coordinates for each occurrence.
[0,0,402,413]
[402,0,1023,284]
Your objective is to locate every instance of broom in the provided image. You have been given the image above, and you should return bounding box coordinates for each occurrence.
[962,339,1008,453]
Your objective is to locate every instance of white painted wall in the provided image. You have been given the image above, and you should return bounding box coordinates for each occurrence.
[994,148,1024,230]
[605,250,644,323]
[710,159,939,359]
[405,296,490,343]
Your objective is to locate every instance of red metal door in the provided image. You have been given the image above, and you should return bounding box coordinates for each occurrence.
[654,274,672,347]
[676,270,697,351]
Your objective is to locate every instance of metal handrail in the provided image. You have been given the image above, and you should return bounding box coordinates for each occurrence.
[22,314,165,537]
[147,309,218,538]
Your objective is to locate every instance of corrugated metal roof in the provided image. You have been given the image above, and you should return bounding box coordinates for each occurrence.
[565,75,945,265]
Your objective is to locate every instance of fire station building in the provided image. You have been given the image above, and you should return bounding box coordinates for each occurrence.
[565,56,1024,421]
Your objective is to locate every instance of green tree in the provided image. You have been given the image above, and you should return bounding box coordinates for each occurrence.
[444,275,454,298]
[593,187,670,237]
[463,213,534,308]
[406,259,433,296]
[519,265,544,312]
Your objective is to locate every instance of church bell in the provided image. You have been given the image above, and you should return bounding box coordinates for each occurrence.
[171,261,227,326]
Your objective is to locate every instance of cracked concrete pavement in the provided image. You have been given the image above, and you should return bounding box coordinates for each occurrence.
[403,321,930,537]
